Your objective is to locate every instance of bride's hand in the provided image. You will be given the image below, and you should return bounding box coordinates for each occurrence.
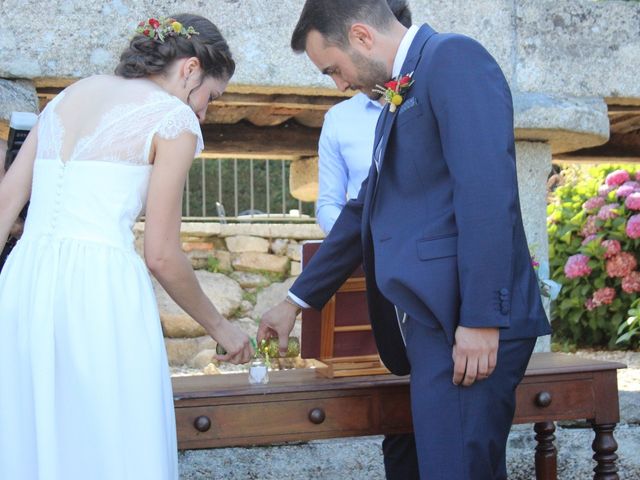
[212,321,254,365]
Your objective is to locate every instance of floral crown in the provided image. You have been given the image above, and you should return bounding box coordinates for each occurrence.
[136,17,199,43]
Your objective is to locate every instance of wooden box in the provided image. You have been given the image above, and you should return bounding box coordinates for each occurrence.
[300,241,389,377]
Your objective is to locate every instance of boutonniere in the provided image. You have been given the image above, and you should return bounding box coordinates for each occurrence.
[373,72,415,113]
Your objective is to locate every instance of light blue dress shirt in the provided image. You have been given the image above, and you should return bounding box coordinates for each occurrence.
[315,93,383,234]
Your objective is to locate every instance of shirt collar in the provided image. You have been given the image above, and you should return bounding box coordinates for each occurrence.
[357,92,384,110]
[392,25,419,78]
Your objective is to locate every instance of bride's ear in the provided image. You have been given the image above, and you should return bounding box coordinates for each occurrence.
[181,57,202,80]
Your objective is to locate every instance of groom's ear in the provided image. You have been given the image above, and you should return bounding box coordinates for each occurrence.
[348,23,375,52]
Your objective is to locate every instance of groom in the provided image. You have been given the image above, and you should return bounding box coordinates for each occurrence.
[259,1,551,478]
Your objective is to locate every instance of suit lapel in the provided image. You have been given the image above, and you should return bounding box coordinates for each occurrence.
[372,24,437,178]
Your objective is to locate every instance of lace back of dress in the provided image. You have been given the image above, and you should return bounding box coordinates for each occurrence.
[36,77,204,166]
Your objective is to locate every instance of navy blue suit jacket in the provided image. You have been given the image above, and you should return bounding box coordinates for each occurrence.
[292,24,551,375]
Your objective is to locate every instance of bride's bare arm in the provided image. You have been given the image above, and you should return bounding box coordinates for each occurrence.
[145,132,253,365]
[0,130,37,252]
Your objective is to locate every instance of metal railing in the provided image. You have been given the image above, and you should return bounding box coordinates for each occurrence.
[182,158,316,222]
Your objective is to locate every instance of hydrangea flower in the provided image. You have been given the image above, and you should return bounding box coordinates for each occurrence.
[583,196,606,212]
[598,184,615,197]
[622,271,640,294]
[601,239,621,259]
[597,204,619,221]
[626,214,640,239]
[592,287,616,306]
[564,254,592,279]
[625,192,640,211]
[606,252,637,278]
[581,215,599,237]
[606,169,631,187]
[616,185,636,198]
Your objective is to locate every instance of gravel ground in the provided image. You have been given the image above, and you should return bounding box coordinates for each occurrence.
[175,350,640,479]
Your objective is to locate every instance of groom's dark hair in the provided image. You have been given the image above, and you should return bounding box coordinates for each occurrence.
[291,0,397,53]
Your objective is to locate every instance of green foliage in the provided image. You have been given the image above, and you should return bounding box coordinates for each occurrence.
[618,298,640,346]
[548,164,640,349]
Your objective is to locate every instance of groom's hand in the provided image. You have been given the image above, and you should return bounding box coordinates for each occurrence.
[452,326,499,387]
[257,299,299,355]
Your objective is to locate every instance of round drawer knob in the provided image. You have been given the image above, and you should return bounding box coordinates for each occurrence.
[535,391,552,408]
[308,408,326,424]
[194,415,212,432]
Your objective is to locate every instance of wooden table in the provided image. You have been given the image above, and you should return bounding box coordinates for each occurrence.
[172,352,625,480]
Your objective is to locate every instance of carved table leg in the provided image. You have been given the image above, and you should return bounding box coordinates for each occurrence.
[592,423,619,480]
[534,421,557,480]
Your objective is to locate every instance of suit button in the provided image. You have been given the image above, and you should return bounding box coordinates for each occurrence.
[500,288,509,296]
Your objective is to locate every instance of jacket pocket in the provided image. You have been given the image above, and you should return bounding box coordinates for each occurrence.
[416,234,458,261]
[397,100,423,126]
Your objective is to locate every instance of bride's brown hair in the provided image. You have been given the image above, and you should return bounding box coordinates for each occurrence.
[115,14,235,81]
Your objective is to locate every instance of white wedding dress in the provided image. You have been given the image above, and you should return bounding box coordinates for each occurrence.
[0,76,203,479]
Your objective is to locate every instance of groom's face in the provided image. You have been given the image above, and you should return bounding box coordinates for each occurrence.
[305,30,387,100]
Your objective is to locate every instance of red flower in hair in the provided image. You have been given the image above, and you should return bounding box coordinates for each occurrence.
[149,18,160,29]
[143,29,150,37]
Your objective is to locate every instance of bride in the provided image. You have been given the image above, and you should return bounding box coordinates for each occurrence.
[0,13,253,479]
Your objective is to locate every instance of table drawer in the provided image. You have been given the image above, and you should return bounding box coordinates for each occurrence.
[177,394,373,447]
[516,379,595,421]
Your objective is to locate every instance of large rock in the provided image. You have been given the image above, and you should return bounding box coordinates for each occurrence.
[515,0,640,100]
[229,271,271,289]
[290,261,301,277]
[188,349,218,370]
[154,271,243,338]
[208,250,232,272]
[270,238,289,256]
[232,252,289,274]
[286,243,302,262]
[165,336,216,366]
[225,235,270,253]
[252,277,297,320]
[3,0,640,107]
[514,93,609,154]
[234,317,259,339]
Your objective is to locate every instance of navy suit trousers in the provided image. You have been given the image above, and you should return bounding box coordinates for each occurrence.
[404,318,535,479]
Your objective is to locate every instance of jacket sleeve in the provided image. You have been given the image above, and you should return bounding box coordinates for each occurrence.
[427,34,517,329]
[290,169,371,310]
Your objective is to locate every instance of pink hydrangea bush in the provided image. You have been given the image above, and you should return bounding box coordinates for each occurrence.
[548,165,640,348]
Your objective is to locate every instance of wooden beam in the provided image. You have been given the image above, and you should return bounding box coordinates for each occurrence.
[201,120,320,159]
[610,114,640,135]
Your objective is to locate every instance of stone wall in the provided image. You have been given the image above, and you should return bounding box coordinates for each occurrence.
[134,222,324,368]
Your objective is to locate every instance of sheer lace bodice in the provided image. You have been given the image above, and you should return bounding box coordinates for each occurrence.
[37,75,204,165]
[24,75,204,250]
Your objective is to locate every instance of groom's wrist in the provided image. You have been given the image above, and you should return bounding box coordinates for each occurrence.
[284,295,303,313]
